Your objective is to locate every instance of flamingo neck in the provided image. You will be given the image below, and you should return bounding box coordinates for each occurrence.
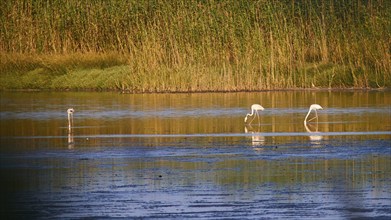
[68,113,73,130]
[304,108,312,124]
[249,108,256,117]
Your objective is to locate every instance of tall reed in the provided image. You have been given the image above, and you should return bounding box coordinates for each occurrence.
[1,0,390,91]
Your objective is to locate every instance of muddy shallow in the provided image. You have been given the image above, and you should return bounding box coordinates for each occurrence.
[1,91,390,219]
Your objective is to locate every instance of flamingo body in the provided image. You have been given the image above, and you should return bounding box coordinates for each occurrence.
[304,104,323,124]
[244,104,264,125]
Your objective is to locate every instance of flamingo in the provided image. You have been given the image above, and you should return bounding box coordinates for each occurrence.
[67,108,74,130]
[244,104,264,125]
[304,104,323,125]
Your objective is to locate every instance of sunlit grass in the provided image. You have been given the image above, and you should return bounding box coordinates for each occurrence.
[0,0,389,91]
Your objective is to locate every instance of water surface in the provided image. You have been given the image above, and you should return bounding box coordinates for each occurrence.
[1,91,390,219]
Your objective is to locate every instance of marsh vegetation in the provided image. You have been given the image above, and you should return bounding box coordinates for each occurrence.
[1,0,390,91]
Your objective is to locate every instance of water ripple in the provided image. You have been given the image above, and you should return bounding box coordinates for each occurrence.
[0,106,389,120]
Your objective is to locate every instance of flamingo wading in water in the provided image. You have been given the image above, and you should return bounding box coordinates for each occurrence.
[67,108,74,130]
[304,104,323,125]
[244,104,264,125]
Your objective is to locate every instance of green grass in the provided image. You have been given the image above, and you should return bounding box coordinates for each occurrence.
[0,0,390,91]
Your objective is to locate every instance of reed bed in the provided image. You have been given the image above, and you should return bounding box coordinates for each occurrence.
[1,0,390,91]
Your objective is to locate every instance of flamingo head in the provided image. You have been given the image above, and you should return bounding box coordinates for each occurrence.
[67,108,75,115]
[311,104,323,110]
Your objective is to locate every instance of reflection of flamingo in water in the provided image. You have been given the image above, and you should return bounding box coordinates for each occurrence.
[304,122,323,142]
[304,104,323,125]
[244,104,264,125]
[68,132,75,148]
[245,125,265,146]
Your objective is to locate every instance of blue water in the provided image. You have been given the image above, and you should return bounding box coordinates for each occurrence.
[1,91,390,219]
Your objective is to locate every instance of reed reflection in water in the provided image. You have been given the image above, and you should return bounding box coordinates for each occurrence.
[0,91,390,218]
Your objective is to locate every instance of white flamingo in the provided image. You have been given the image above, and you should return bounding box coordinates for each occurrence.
[304,104,323,125]
[67,108,74,130]
[244,104,264,125]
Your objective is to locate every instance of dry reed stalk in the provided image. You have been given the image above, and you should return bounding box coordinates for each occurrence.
[0,0,389,91]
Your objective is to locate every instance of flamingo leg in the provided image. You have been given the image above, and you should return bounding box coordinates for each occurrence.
[68,114,74,132]
[307,110,319,123]
[306,110,316,122]
[248,114,255,124]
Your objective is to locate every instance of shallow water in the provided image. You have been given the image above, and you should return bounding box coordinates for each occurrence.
[1,91,390,219]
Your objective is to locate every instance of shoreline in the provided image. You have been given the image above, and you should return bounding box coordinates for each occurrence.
[1,87,389,94]
[1,53,389,92]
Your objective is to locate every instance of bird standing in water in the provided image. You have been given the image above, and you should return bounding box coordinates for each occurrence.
[244,104,264,125]
[304,104,323,125]
[67,108,75,131]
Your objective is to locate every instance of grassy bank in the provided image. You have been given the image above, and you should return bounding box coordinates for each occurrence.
[1,0,390,92]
